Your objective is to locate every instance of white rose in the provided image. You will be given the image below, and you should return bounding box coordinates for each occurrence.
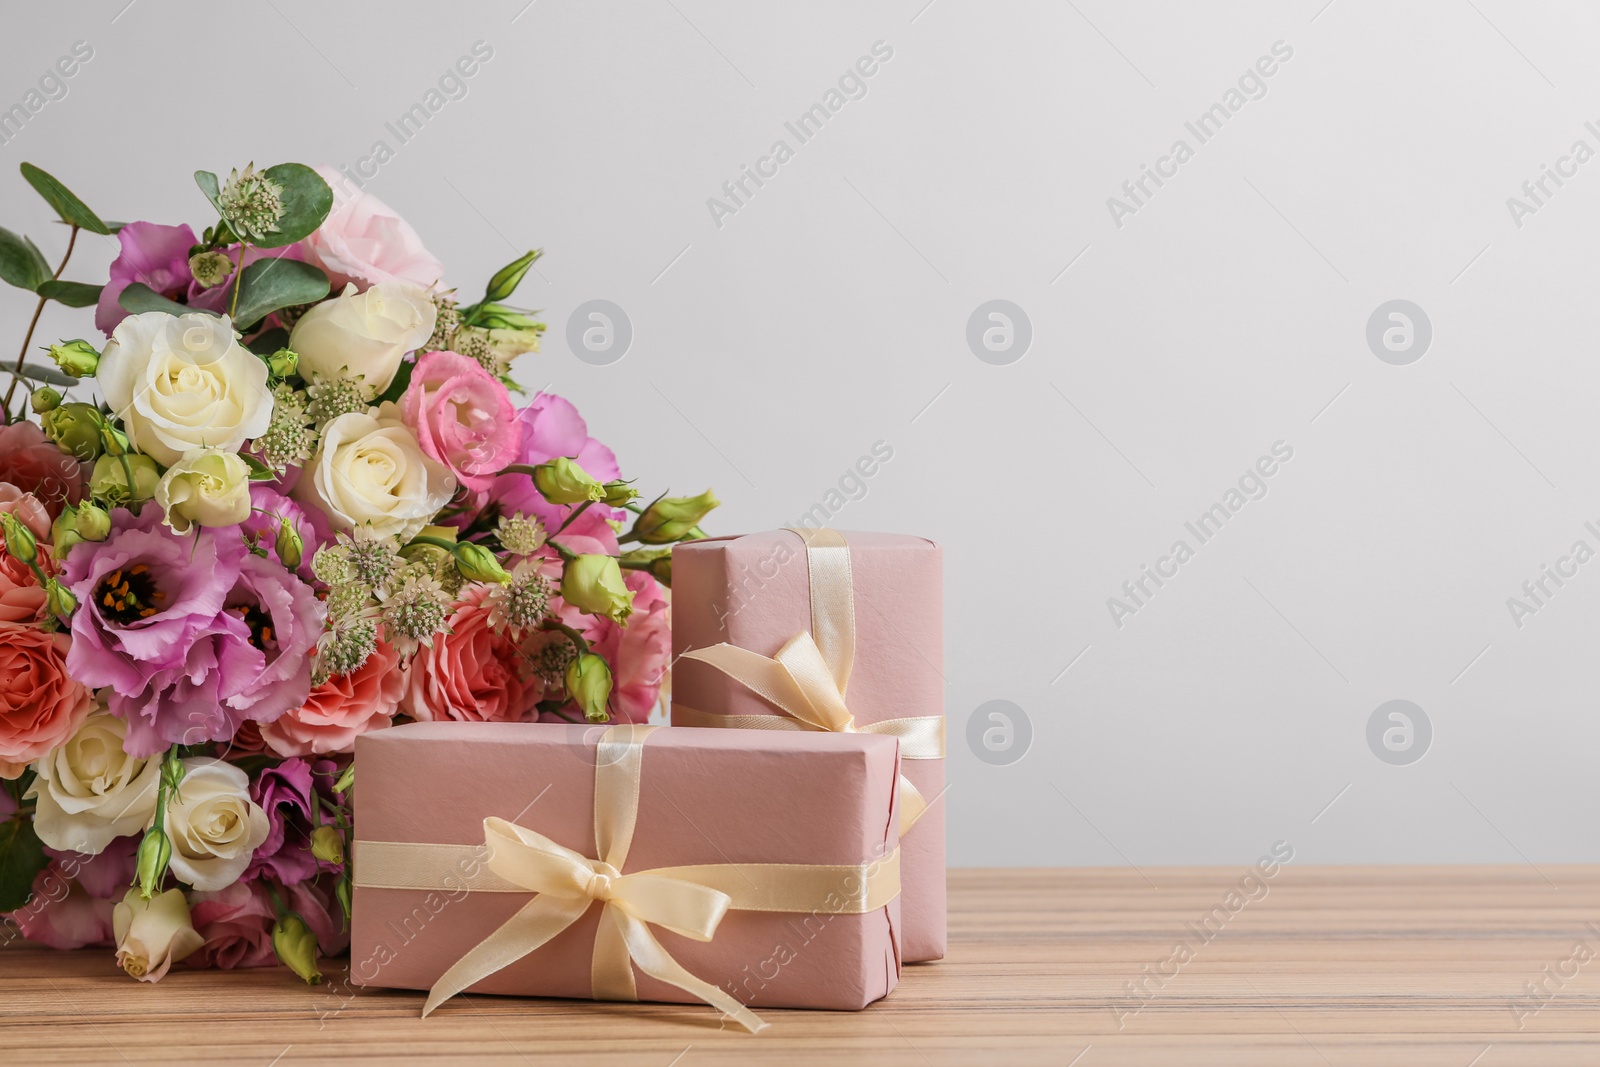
[294,402,456,540]
[154,448,253,533]
[26,709,161,856]
[113,888,204,982]
[162,758,269,892]
[97,311,273,467]
[289,281,437,398]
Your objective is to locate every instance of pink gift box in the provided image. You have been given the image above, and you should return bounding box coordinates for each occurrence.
[350,721,902,1014]
[671,529,947,961]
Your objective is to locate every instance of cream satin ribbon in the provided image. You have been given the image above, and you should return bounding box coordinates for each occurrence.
[677,527,945,832]
[354,723,901,1032]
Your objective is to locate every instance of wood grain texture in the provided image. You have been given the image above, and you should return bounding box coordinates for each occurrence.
[5,866,1600,1065]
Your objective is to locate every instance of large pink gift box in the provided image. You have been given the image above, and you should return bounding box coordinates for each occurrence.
[671,529,947,961]
[350,721,902,1016]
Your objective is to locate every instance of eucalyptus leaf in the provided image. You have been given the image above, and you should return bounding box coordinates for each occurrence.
[246,327,290,355]
[231,257,329,329]
[256,164,333,248]
[194,170,224,217]
[14,362,76,387]
[481,249,542,304]
[20,163,112,235]
[0,816,48,912]
[240,453,277,481]
[118,282,213,318]
[0,226,51,291]
[37,280,102,307]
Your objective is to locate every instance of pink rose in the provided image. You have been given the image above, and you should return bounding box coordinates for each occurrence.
[0,422,87,520]
[0,622,92,778]
[187,880,276,969]
[581,572,671,724]
[302,166,445,291]
[7,864,115,950]
[0,483,50,542]
[402,585,536,723]
[400,350,522,492]
[0,542,48,624]
[261,638,404,757]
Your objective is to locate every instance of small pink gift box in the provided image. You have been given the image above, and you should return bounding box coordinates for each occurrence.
[350,721,902,1023]
[671,528,947,962]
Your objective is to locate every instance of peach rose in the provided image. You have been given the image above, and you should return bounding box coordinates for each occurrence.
[402,585,537,723]
[261,638,404,757]
[0,483,50,541]
[0,422,87,520]
[0,622,93,778]
[0,542,48,624]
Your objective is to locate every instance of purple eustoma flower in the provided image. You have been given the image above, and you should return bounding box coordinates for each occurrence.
[94,222,198,337]
[242,757,340,885]
[62,508,323,757]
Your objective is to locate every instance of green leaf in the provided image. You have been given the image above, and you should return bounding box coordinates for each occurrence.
[194,169,223,216]
[256,164,333,249]
[118,282,209,318]
[231,257,329,329]
[240,453,277,481]
[374,357,416,405]
[14,363,76,387]
[0,226,51,291]
[20,163,113,235]
[246,327,290,356]
[0,816,48,912]
[481,249,542,304]
[37,280,102,307]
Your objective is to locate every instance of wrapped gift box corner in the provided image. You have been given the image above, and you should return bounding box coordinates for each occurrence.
[670,529,946,961]
[350,721,902,1014]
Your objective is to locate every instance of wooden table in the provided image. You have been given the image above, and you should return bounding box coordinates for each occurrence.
[6,866,1600,1065]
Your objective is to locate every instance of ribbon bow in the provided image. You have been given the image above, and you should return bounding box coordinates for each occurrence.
[676,527,945,832]
[419,724,767,1032]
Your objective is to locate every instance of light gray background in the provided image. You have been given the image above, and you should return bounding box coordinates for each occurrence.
[4,0,1594,871]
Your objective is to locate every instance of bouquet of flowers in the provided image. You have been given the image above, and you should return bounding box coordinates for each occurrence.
[0,162,717,982]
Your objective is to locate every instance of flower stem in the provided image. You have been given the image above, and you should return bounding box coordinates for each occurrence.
[539,618,590,654]
[553,500,594,537]
[3,224,79,418]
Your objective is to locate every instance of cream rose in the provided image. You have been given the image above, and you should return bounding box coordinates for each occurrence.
[27,709,161,855]
[155,448,253,533]
[294,403,456,541]
[113,888,204,982]
[289,281,437,398]
[163,758,270,892]
[97,312,273,467]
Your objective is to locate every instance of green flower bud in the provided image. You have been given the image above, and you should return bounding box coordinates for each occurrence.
[188,250,235,290]
[532,457,605,506]
[30,386,61,414]
[560,554,635,624]
[310,825,345,866]
[271,912,323,985]
[0,513,37,566]
[50,504,82,561]
[335,877,353,931]
[100,423,132,458]
[44,578,76,617]
[74,501,111,542]
[48,339,100,379]
[135,826,172,900]
[41,402,105,461]
[332,764,355,796]
[620,546,672,587]
[275,518,304,569]
[90,454,160,507]
[453,542,512,585]
[266,347,299,379]
[601,481,639,507]
[631,489,720,545]
[565,652,613,723]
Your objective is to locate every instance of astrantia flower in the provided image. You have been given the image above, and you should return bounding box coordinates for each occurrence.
[484,558,551,635]
[62,508,322,756]
[257,384,317,470]
[378,564,450,654]
[496,513,547,557]
[304,371,369,427]
[312,611,379,686]
[217,163,285,242]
